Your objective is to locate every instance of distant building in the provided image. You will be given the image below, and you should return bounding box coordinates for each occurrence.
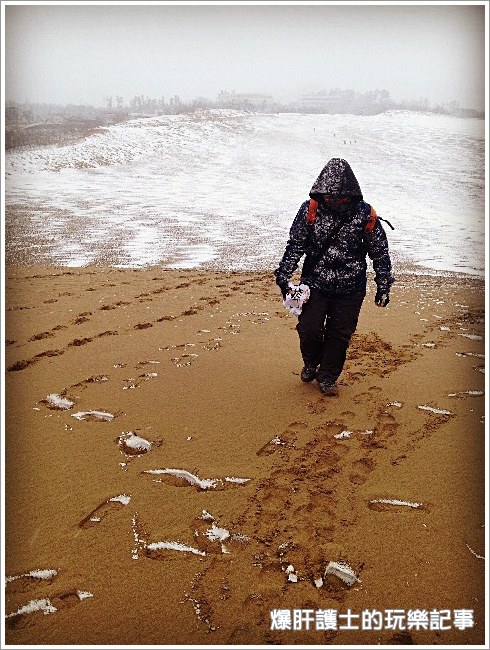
[294,89,392,114]
[217,90,275,109]
[295,91,348,112]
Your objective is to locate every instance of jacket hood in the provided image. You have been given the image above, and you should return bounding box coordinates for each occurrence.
[309,158,363,202]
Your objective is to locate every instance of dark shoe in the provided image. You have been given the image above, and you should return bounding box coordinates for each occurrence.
[301,366,317,383]
[319,381,339,396]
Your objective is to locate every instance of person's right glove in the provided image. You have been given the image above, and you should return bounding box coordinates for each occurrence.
[375,289,390,308]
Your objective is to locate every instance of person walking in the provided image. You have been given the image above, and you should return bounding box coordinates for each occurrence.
[274,158,394,396]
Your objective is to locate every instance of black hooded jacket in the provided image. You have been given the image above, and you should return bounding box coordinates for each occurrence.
[274,159,394,295]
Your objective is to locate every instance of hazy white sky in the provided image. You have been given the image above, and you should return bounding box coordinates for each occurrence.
[3,1,486,109]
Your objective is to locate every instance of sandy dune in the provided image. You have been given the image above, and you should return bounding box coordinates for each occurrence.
[4,266,485,646]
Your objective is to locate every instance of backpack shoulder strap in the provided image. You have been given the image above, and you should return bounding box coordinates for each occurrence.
[308,199,379,232]
[363,203,395,232]
[364,205,378,233]
[307,199,318,224]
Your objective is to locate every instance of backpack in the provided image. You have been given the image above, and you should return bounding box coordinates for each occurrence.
[306,199,394,232]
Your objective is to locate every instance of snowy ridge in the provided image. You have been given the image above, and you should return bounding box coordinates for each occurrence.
[5,110,484,274]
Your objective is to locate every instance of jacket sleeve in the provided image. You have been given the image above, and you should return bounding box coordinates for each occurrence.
[274,201,310,286]
[364,219,395,293]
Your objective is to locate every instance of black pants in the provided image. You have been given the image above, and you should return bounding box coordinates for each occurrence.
[296,288,365,384]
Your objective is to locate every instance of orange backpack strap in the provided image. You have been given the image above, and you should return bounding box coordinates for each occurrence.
[307,199,318,224]
[364,205,378,233]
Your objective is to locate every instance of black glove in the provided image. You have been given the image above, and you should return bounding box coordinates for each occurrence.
[277,280,289,299]
[375,289,390,308]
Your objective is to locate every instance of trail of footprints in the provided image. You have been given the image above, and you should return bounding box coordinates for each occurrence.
[7,281,484,638]
[7,306,267,627]
[6,388,474,635]
[184,386,474,643]
[7,274,270,371]
[5,569,93,630]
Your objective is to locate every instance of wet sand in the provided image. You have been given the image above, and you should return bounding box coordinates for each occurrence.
[4,266,486,646]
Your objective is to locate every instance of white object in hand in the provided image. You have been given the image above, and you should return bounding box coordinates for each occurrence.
[283,283,310,316]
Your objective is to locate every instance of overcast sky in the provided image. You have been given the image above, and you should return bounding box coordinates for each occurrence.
[3,2,486,110]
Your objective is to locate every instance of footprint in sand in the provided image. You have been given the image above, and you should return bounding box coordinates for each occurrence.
[6,590,93,629]
[142,468,251,491]
[340,410,356,418]
[117,432,161,468]
[417,404,453,416]
[171,352,198,368]
[99,301,130,311]
[68,337,92,347]
[293,489,337,522]
[256,480,293,516]
[41,393,75,410]
[200,296,221,307]
[347,371,366,383]
[96,330,118,339]
[308,396,330,415]
[322,560,362,593]
[7,358,37,372]
[5,569,92,630]
[256,422,307,457]
[134,509,249,562]
[191,511,250,556]
[256,435,288,457]
[73,311,92,324]
[202,338,223,351]
[8,349,65,372]
[181,306,203,317]
[118,431,153,456]
[349,456,376,485]
[351,391,373,405]
[155,316,177,323]
[79,494,131,529]
[71,410,116,421]
[36,349,65,359]
[375,411,399,438]
[134,322,153,330]
[144,541,206,559]
[367,498,427,512]
[49,589,93,611]
[73,375,110,388]
[6,569,59,593]
[29,331,54,341]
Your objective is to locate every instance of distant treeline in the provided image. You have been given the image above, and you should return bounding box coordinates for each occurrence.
[7,89,484,121]
[106,89,484,118]
[5,90,484,150]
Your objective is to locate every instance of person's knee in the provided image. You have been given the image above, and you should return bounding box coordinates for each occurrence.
[325,327,356,346]
[297,320,324,341]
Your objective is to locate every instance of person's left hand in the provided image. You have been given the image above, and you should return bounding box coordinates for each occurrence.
[375,289,390,307]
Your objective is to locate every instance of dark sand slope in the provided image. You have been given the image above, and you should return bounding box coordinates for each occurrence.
[4,267,485,646]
